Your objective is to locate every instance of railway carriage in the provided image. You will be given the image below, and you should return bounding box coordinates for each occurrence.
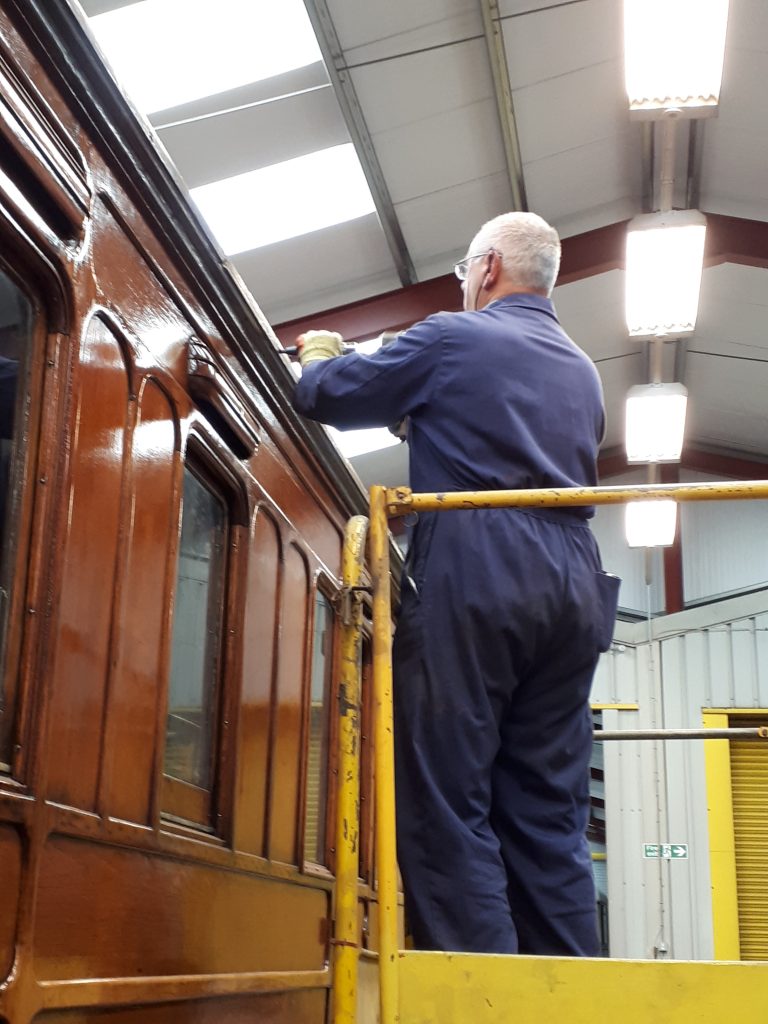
[0,3,384,1021]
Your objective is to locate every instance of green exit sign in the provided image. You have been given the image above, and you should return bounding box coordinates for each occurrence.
[643,843,689,859]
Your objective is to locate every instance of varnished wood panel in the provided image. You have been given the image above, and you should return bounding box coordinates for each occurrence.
[91,196,196,379]
[34,835,328,980]
[101,377,178,824]
[46,317,129,811]
[251,438,342,575]
[268,543,309,865]
[31,990,326,1023]
[233,506,280,857]
[0,824,21,982]
[0,5,371,1023]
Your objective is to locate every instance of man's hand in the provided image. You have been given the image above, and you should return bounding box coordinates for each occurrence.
[296,331,344,368]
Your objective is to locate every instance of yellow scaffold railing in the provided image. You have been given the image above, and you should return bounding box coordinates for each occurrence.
[333,479,768,1024]
[332,515,369,1024]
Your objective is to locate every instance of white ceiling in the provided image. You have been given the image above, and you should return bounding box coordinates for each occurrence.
[77,0,768,479]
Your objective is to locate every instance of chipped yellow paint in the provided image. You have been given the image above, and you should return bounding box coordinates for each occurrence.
[332,515,370,1024]
[370,485,400,1024]
[398,951,768,1023]
[387,480,768,517]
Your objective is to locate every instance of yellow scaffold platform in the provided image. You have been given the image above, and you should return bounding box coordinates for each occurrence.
[334,480,768,1024]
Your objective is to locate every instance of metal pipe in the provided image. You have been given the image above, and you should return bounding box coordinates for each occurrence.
[597,728,768,741]
[370,486,400,1024]
[649,338,664,385]
[332,515,369,1024]
[658,109,681,213]
[686,119,704,211]
[386,479,768,516]
[641,121,655,213]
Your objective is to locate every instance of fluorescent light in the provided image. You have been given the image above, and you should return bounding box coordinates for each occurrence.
[328,427,401,460]
[89,0,321,115]
[624,0,730,116]
[625,501,677,547]
[625,211,706,339]
[625,382,688,463]
[191,144,376,254]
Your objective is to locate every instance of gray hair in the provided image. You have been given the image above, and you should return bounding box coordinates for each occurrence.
[469,212,561,296]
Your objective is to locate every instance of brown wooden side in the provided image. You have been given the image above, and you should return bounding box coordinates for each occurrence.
[0,3,378,1022]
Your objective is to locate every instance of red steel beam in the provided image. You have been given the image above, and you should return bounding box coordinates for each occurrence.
[274,213,768,345]
[274,221,628,344]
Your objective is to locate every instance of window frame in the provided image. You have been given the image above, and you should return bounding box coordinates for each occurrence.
[0,267,47,780]
[301,570,341,874]
[160,427,247,837]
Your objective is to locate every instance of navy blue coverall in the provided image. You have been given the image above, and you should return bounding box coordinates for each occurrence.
[293,294,619,956]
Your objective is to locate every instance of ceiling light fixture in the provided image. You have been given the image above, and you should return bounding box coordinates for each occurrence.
[624,0,730,117]
[625,501,678,548]
[625,210,707,339]
[625,382,688,463]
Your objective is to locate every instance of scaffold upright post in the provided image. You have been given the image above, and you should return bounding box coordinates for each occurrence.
[332,515,369,1024]
[369,485,400,1024]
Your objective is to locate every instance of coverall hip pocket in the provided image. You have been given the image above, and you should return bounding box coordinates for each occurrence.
[594,571,621,652]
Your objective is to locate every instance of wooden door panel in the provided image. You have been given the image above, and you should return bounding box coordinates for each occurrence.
[234,506,280,856]
[30,990,327,1024]
[268,543,309,865]
[101,377,179,824]
[34,836,328,978]
[0,824,21,984]
[46,318,130,811]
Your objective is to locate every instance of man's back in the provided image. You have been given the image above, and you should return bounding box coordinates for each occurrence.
[404,295,604,500]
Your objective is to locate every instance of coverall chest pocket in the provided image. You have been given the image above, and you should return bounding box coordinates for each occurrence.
[594,571,621,652]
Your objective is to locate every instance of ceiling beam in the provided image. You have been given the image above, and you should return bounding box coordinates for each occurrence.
[274,220,628,343]
[275,214,768,344]
[705,212,768,270]
[479,0,527,212]
[303,0,417,287]
[598,444,768,482]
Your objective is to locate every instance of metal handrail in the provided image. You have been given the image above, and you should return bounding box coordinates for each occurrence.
[367,478,768,1024]
[597,727,768,741]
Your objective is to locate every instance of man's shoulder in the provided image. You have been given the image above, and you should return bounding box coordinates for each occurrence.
[417,307,488,337]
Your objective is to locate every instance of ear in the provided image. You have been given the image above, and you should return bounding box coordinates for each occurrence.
[484,250,501,287]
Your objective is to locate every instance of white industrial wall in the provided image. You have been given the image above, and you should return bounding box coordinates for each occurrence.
[592,590,768,960]
[590,469,665,616]
[592,469,768,615]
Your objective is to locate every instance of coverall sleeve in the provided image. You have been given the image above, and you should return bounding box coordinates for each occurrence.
[292,314,444,429]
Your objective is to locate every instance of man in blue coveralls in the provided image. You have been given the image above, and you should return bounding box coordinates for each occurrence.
[292,212,619,957]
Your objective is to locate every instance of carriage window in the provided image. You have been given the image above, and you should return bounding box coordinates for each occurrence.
[304,590,334,864]
[0,273,31,769]
[163,465,228,814]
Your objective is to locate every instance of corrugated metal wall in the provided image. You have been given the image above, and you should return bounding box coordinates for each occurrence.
[592,596,768,959]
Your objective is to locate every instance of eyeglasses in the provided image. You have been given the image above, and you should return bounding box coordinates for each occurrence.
[454,249,494,281]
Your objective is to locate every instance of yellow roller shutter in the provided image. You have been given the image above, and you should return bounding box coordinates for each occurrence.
[729,715,768,960]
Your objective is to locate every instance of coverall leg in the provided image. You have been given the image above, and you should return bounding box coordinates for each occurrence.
[393,508,608,955]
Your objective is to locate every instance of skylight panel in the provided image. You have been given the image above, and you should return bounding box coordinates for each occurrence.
[190,144,376,254]
[89,0,322,115]
[328,427,402,460]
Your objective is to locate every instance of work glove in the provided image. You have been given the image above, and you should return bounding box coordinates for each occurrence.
[297,331,345,368]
